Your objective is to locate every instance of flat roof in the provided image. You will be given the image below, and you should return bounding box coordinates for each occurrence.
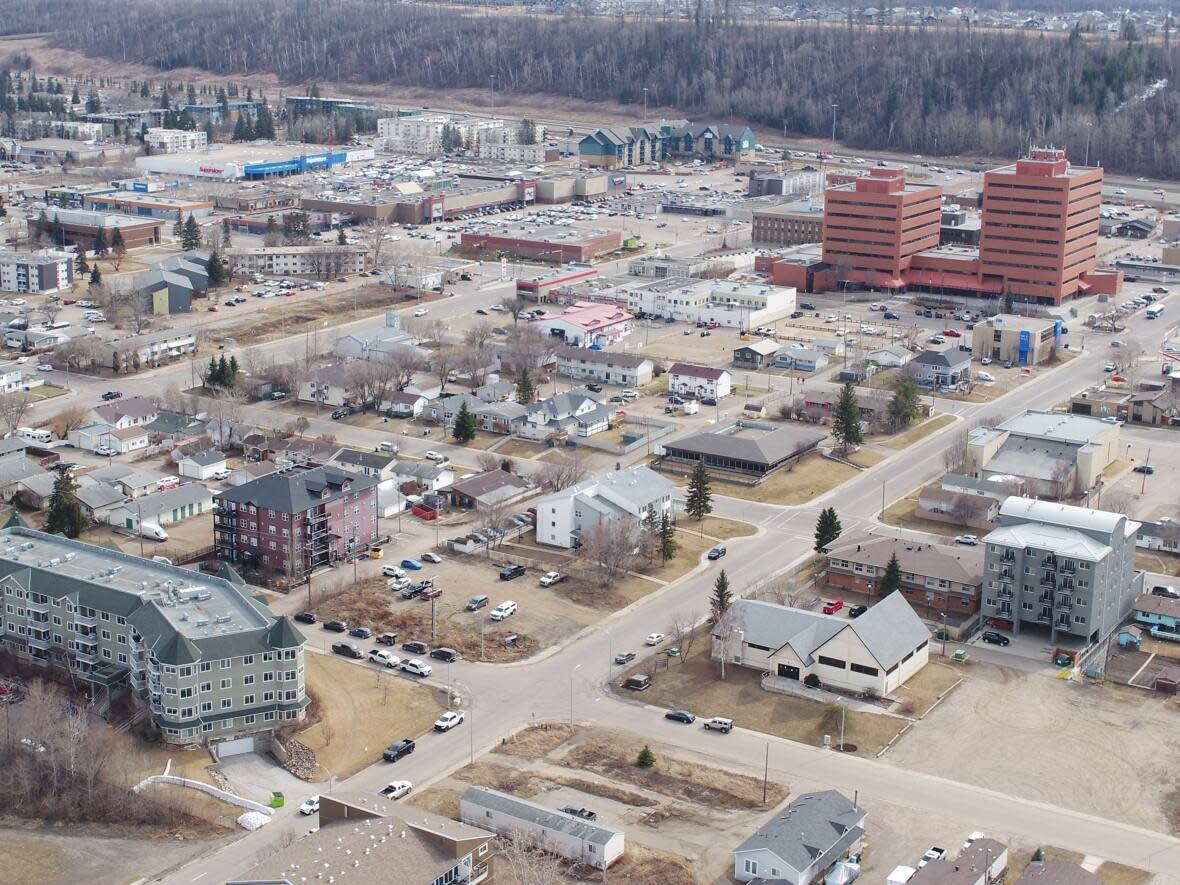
[466,223,616,245]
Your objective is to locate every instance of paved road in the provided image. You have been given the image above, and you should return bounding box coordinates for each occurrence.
[142,299,1180,884]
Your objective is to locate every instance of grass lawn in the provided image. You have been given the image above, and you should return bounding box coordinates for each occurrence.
[29,384,69,401]
[495,437,546,460]
[0,838,66,885]
[891,660,963,716]
[620,644,907,756]
[453,430,502,451]
[408,786,463,820]
[848,449,886,468]
[881,492,961,537]
[878,413,956,450]
[861,368,901,390]
[678,515,759,541]
[1136,550,1180,577]
[296,652,446,780]
[710,453,858,506]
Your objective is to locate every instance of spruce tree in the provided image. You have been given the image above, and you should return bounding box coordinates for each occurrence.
[172,215,184,241]
[92,226,108,256]
[337,225,348,245]
[711,569,733,622]
[207,250,228,286]
[658,512,677,562]
[206,356,220,387]
[684,459,713,521]
[880,552,902,597]
[889,379,921,432]
[228,355,240,384]
[181,215,202,251]
[88,265,101,287]
[814,507,843,552]
[46,469,85,538]
[76,251,88,275]
[514,366,536,405]
[452,400,477,443]
[832,382,863,453]
[221,218,232,247]
[217,355,230,386]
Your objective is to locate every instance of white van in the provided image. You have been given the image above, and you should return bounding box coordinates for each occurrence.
[139,523,168,541]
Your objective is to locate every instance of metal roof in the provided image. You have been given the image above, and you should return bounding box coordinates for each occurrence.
[735,790,865,873]
[984,523,1110,560]
[998,497,1132,537]
[460,786,621,846]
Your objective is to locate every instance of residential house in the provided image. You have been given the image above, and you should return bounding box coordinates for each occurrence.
[381,390,428,418]
[1135,517,1180,553]
[909,839,1009,885]
[474,380,515,403]
[733,339,781,369]
[802,387,892,430]
[108,482,213,532]
[0,362,25,393]
[966,411,1120,499]
[69,423,150,455]
[177,450,227,480]
[772,345,828,373]
[534,465,675,549]
[205,420,265,451]
[460,786,624,870]
[825,535,985,617]
[981,497,1144,643]
[73,480,126,522]
[214,465,380,579]
[87,465,157,499]
[532,302,634,348]
[393,459,454,493]
[98,328,197,372]
[242,436,340,467]
[444,469,535,511]
[298,364,354,409]
[428,394,528,435]
[518,391,614,441]
[1132,593,1180,641]
[667,363,732,400]
[147,411,205,441]
[659,421,826,478]
[236,794,493,885]
[714,592,931,695]
[912,349,972,388]
[556,347,653,388]
[0,457,47,502]
[734,791,865,884]
[330,448,400,483]
[0,526,308,748]
[92,396,160,430]
[916,487,1001,530]
[868,345,913,368]
[228,460,280,488]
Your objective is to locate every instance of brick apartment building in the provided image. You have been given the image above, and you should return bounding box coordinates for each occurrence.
[214,465,379,579]
[821,168,943,290]
[824,535,984,617]
[979,148,1104,305]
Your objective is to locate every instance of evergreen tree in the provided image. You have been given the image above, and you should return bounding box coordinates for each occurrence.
[181,214,202,251]
[206,250,228,286]
[888,379,921,431]
[658,512,677,563]
[221,217,232,247]
[92,226,108,257]
[206,355,220,387]
[71,85,80,104]
[88,265,101,287]
[452,400,477,443]
[814,506,842,552]
[265,215,278,238]
[84,91,100,114]
[46,469,85,538]
[514,365,536,405]
[831,382,863,453]
[254,101,275,139]
[35,208,49,237]
[880,552,902,597]
[75,251,88,276]
[710,569,732,622]
[228,355,240,384]
[203,120,215,143]
[337,224,348,245]
[637,745,655,768]
[172,215,184,241]
[684,459,713,521]
[232,112,253,141]
[217,355,230,386]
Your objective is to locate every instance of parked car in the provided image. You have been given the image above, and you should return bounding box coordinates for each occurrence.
[560,805,598,820]
[539,571,565,587]
[466,595,490,611]
[382,739,416,762]
[209,468,232,481]
[400,658,433,677]
[645,632,666,646]
[101,390,123,401]
[299,795,320,815]
[332,641,363,659]
[294,611,317,624]
[323,620,348,633]
[429,647,458,663]
[422,552,442,564]
[848,604,868,619]
[369,649,399,667]
[954,534,979,546]
[420,586,442,600]
[382,565,406,578]
[499,564,526,581]
[1134,464,1155,474]
[433,710,465,731]
[664,710,696,724]
[614,651,636,665]
[379,780,413,799]
[1151,585,1180,599]
[822,599,844,615]
[703,717,733,734]
[376,632,398,646]
[390,577,412,592]
[919,848,946,868]
[424,451,446,462]
[401,640,428,655]
[350,626,372,639]
[980,630,1010,646]
[490,601,518,621]
[330,408,349,420]
[707,546,726,560]
[401,558,424,570]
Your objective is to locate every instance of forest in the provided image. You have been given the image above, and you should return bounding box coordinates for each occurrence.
[4,0,1180,176]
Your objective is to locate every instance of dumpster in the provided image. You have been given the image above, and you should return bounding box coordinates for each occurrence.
[269,791,285,809]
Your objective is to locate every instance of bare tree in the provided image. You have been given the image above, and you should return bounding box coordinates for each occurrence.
[464,321,496,351]
[503,324,551,377]
[359,218,392,269]
[42,301,63,325]
[669,611,700,663]
[1103,489,1134,515]
[536,452,587,491]
[52,336,107,372]
[504,295,529,326]
[493,831,566,885]
[0,392,34,434]
[577,516,640,587]
[713,603,740,681]
[943,429,968,474]
[386,345,426,391]
[457,344,493,388]
[432,345,460,393]
[476,451,502,471]
[206,389,245,446]
[48,404,90,439]
[1049,460,1075,501]
[477,499,510,553]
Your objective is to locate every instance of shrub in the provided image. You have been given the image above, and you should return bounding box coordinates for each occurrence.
[636,745,655,768]
[804,673,821,689]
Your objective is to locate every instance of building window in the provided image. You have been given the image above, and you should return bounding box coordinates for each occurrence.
[744,859,759,875]
[850,663,879,677]
[221,698,232,710]
[220,678,232,690]
[818,655,846,669]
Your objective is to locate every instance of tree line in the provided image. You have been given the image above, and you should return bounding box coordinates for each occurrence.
[4,0,1180,175]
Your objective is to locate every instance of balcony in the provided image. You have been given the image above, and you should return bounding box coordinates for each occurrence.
[1036,610,1052,623]
[1001,552,1016,564]
[468,861,490,884]
[1039,574,1057,589]
[27,598,50,614]
[27,632,51,651]
[1057,561,1076,575]
[1042,555,1058,568]
[1056,618,1072,630]
[998,571,1014,583]
[74,648,98,664]
[74,613,98,628]
[997,588,1014,600]
[1037,593,1052,605]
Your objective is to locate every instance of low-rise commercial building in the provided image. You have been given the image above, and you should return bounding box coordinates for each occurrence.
[30,208,163,250]
[0,249,74,294]
[752,199,825,246]
[82,192,215,220]
[226,245,367,277]
[532,301,634,347]
[0,526,308,747]
[659,420,825,478]
[971,314,1064,366]
[461,225,622,263]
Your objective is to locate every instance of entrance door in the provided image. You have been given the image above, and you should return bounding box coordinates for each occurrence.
[777,663,800,680]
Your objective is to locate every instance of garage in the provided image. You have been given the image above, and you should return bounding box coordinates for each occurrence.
[216,736,256,758]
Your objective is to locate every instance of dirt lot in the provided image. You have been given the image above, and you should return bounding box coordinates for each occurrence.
[295,651,446,779]
[887,658,1180,834]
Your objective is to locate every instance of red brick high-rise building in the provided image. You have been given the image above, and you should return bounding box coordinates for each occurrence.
[821,168,943,291]
[980,148,1104,305]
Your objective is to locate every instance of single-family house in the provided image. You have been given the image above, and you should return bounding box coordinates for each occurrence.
[330,448,400,482]
[802,388,892,429]
[69,422,150,454]
[108,482,213,531]
[1133,593,1180,641]
[734,791,866,884]
[460,786,624,870]
[733,338,781,369]
[773,346,827,373]
[555,347,653,388]
[93,396,160,429]
[0,362,26,393]
[204,420,265,450]
[0,457,47,502]
[519,391,613,441]
[909,839,1008,885]
[177,450,227,480]
[534,465,675,549]
[474,380,515,403]
[667,363,732,400]
[714,592,931,695]
[868,345,913,369]
[147,411,205,440]
[444,469,535,510]
[912,349,972,388]
[299,364,354,409]
[381,391,428,418]
[916,486,1000,529]
[88,464,158,499]
[73,479,127,522]
[228,460,280,487]
[1136,517,1180,553]
[394,459,454,492]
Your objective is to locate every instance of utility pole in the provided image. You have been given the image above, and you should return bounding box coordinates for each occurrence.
[643,87,648,124]
[762,744,769,804]
[830,103,839,147]
[1141,447,1152,494]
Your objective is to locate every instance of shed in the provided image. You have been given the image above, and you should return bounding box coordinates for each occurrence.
[1155,666,1180,694]
[178,449,228,480]
[1118,625,1143,649]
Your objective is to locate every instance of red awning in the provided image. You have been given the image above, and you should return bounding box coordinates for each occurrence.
[905,269,1002,294]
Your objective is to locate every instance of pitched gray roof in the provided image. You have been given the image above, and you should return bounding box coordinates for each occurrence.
[216,465,377,513]
[914,349,969,369]
[446,470,532,504]
[332,448,398,472]
[182,450,225,467]
[735,790,865,873]
[666,424,826,467]
[460,786,621,846]
[114,482,212,520]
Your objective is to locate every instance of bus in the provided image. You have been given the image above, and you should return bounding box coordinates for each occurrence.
[1147,305,1165,319]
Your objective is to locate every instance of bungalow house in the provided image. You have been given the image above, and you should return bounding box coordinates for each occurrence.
[802,388,891,429]
[73,479,127,522]
[107,482,213,531]
[1136,517,1180,553]
[393,459,454,492]
[912,349,971,388]
[147,411,205,440]
[381,390,428,418]
[909,839,1009,885]
[331,448,400,482]
[773,346,827,373]
[667,363,732,400]
[177,449,227,480]
[1016,862,1100,885]
[92,396,159,429]
[555,347,653,388]
[868,345,913,369]
[444,469,535,511]
[204,419,265,450]
[69,422,150,455]
[88,464,157,498]
[474,380,515,403]
[428,394,528,435]
[714,592,931,695]
[228,459,280,487]
[1133,593,1180,641]
[734,791,865,884]
[825,534,984,615]
[0,457,47,503]
[518,391,613,441]
[733,338,780,369]
[243,435,341,466]
[916,486,1000,529]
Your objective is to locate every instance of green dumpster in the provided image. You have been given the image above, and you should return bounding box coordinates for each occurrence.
[269,791,285,809]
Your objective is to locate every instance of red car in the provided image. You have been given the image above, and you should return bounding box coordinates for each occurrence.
[942,328,962,338]
[822,599,844,615]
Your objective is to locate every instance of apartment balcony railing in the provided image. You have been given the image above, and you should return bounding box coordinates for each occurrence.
[74,612,98,628]
[27,598,50,614]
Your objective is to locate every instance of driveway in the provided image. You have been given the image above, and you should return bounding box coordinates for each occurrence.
[216,752,312,805]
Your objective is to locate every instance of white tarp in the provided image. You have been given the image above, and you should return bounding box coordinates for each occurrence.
[237,811,271,830]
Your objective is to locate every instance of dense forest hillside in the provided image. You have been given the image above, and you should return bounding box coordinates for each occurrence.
[4,0,1180,176]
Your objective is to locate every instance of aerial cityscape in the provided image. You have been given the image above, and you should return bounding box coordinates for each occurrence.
[2,2,1180,884]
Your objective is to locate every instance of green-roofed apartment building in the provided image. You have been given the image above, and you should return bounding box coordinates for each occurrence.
[0,527,308,751]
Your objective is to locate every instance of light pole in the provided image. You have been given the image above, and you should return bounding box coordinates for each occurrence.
[643,87,648,124]
[1084,122,1095,167]
[830,104,839,147]
[569,663,581,725]
[489,75,496,118]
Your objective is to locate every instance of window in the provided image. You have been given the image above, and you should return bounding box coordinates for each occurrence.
[220,678,232,690]
[200,662,211,673]
[244,694,255,705]
[263,672,274,682]
[243,655,254,666]
[818,655,846,669]
[263,691,274,702]
[744,859,759,875]
[221,698,232,709]
[201,701,212,713]
[200,681,212,693]
[220,658,231,669]
[850,663,879,677]
[223,720,234,730]
[243,674,254,686]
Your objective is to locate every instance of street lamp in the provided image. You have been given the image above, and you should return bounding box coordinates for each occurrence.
[643,87,649,124]
[569,663,581,725]
[830,103,839,147]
